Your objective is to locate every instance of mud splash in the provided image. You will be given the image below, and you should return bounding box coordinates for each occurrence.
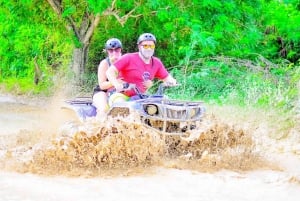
[0,111,270,177]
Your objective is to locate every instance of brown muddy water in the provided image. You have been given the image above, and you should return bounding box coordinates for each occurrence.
[0,94,299,201]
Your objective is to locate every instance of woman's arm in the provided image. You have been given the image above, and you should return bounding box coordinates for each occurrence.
[98,60,113,90]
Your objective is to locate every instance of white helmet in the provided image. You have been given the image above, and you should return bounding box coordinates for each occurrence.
[105,38,122,49]
[137,33,156,44]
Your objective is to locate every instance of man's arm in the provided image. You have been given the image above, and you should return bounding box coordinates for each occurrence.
[106,65,124,91]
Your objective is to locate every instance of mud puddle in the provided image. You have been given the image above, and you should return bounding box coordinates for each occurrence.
[0,95,272,177]
[1,94,300,201]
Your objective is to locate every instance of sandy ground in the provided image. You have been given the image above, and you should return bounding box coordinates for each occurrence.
[0,94,299,201]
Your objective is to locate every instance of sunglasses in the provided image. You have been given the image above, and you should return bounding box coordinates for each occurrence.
[107,48,121,53]
[141,44,155,49]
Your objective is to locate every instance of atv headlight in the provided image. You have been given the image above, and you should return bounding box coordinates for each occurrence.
[145,104,158,115]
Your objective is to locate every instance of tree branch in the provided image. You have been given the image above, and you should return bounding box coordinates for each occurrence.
[79,11,90,37]
[46,0,62,15]
[83,13,100,44]
[47,0,143,45]
[47,0,81,40]
[102,0,142,27]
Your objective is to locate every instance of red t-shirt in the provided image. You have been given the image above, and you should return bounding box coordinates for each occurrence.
[113,52,169,96]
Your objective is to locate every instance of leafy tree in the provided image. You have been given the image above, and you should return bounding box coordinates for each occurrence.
[46,0,143,83]
[262,0,300,62]
[1,0,299,103]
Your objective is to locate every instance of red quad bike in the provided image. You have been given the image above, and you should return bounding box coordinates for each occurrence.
[62,83,206,136]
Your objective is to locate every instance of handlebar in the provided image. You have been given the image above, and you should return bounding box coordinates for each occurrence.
[108,83,136,96]
[154,82,180,96]
[109,82,180,99]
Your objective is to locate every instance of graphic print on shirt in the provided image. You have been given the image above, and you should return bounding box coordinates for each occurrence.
[142,71,151,81]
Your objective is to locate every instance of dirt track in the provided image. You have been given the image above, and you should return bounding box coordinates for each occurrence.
[0,94,299,175]
[0,94,299,200]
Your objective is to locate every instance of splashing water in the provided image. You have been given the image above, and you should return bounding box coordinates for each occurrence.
[1,95,300,201]
[0,111,268,177]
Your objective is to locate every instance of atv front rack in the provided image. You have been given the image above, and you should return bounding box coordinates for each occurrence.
[62,92,206,136]
[137,98,205,135]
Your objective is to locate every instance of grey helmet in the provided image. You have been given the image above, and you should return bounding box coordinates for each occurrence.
[105,38,122,49]
[137,33,156,44]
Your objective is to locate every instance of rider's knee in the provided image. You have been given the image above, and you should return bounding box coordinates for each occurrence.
[108,93,129,107]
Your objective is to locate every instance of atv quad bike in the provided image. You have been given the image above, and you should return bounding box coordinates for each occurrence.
[62,83,205,136]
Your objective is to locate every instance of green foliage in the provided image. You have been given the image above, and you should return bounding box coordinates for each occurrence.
[0,0,299,117]
[88,0,113,13]
[0,0,73,95]
[262,0,300,62]
[0,76,53,95]
[169,57,298,112]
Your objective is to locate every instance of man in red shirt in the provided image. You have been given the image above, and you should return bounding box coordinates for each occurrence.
[106,33,177,104]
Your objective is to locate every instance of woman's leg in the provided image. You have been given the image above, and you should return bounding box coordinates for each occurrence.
[92,91,108,118]
[108,92,129,107]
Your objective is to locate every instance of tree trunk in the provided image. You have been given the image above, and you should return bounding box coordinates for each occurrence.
[72,45,89,84]
[47,0,136,85]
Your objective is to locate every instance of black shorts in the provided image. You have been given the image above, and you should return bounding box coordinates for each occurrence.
[93,85,107,96]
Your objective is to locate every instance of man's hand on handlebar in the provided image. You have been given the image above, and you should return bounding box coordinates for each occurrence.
[112,81,136,92]
[163,75,177,87]
[143,80,153,89]
[113,82,124,92]
[164,81,180,87]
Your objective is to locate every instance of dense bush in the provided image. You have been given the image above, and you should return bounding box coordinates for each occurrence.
[0,0,73,94]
